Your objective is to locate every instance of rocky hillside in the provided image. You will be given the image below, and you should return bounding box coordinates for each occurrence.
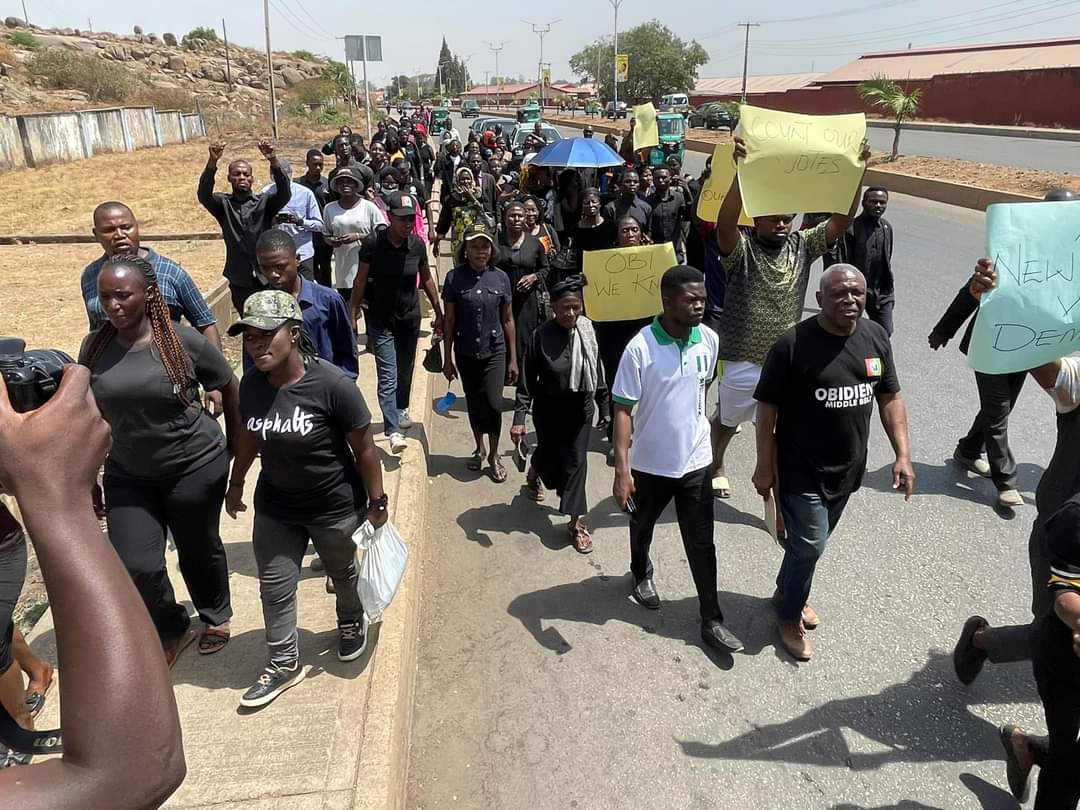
[0,18,330,114]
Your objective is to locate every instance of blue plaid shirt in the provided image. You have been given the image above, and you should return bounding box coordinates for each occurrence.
[81,248,217,330]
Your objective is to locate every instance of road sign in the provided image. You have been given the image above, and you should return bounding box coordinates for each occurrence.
[615,54,628,82]
[345,35,382,62]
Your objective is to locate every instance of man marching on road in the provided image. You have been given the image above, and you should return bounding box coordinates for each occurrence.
[753,265,914,661]
[835,187,895,336]
[198,139,291,315]
[612,265,744,655]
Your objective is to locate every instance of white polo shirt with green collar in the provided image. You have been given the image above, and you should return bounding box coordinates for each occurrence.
[612,316,719,478]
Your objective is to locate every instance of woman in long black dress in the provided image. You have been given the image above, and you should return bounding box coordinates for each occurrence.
[497,201,551,447]
[519,277,600,554]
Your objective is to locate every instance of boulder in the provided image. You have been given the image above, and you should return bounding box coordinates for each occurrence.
[4,17,25,28]
[280,66,305,87]
[148,33,159,44]
[167,54,186,72]
[133,25,143,34]
[200,63,226,83]
[163,32,177,47]
[130,47,151,60]
[250,79,267,90]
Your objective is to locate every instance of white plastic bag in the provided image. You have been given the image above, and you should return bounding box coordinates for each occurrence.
[353,519,409,621]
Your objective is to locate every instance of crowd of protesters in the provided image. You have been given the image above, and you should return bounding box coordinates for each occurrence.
[0,101,1078,809]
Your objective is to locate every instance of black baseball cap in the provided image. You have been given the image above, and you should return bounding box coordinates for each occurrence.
[385,191,416,218]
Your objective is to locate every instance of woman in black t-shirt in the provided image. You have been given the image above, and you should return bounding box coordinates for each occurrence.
[79,256,240,665]
[442,224,518,483]
[225,290,388,709]
[572,189,616,274]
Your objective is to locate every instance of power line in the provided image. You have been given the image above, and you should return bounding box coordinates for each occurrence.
[758,0,929,25]
[280,0,338,40]
[754,0,1068,48]
[267,0,335,42]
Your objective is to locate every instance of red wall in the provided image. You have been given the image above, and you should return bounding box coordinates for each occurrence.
[692,68,1080,129]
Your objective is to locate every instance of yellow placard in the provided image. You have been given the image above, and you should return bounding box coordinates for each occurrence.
[695,142,753,226]
[582,242,678,322]
[736,104,866,217]
[632,102,659,152]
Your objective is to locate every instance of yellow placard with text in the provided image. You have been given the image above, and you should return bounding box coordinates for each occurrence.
[736,104,866,217]
[632,102,659,152]
[582,242,678,322]
[695,142,753,226]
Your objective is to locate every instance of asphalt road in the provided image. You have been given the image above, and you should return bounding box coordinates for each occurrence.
[408,115,1052,809]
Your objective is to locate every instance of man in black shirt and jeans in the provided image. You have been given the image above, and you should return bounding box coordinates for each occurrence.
[351,191,444,454]
[753,265,914,661]
[197,139,291,314]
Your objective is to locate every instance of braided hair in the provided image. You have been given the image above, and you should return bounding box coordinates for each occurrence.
[82,255,195,404]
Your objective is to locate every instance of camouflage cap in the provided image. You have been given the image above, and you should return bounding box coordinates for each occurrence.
[227,290,303,336]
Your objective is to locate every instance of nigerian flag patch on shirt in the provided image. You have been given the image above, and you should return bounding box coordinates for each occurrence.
[864,357,883,377]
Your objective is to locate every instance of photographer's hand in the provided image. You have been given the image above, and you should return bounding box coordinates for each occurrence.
[0,367,186,808]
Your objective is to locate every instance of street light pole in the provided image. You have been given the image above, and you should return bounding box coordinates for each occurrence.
[262,0,278,138]
[738,22,760,103]
[487,41,507,107]
[525,19,560,111]
[607,0,623,112]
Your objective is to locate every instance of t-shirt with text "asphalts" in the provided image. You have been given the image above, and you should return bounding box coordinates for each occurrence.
[754,317,900,501]
[240,357,372,525]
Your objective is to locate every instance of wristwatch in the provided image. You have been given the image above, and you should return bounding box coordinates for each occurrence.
[370,494,389,512]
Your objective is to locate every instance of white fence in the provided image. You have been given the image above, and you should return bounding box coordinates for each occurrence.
[0,106,207,171]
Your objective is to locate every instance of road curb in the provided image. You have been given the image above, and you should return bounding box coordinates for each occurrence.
[479,107,1040,211]
[351,332,434,810]
[866,118,1080,142]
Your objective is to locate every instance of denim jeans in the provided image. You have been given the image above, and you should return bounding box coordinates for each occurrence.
[252,510,364,666]
[367,317,421,435]
[775,491,850,623]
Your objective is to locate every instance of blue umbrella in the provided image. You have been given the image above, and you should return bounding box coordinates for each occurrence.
[529,137,625,169]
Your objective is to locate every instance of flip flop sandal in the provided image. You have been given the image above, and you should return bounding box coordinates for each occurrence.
[198,626,231,655]
[164,628,198,669]
[490,460,508,483]
[24,679,53,720]
[466,451,484,471]
[570,524,593,554]
[711,475,731,499]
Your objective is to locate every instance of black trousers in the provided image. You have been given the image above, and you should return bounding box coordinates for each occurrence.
[865,295,895,337]
[297,256,315,281]
[0,536,26,673]
[594,318,650,436]
[1032,630,1080,808]
[104,451,232,643]
[312,242,333,287]
[977,517,1051,663]
[629,466,721,622]
[457,351,506,436]
[229,283,262,316]
[956,369,1027,491]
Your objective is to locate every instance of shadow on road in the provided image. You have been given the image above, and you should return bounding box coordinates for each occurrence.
[674,651,1032,773]
[862,459,1045,515]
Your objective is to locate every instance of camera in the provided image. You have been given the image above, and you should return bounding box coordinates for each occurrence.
[0,338,73,413]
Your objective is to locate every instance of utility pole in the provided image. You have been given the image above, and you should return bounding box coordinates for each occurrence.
[221,18,233,88]
[738,22,760,103]
[525,19,560,110]
[488,41,506,107]
[262,0,278,138]
[608,0,623,111]
[88,18,93,33]
[20,0,29,27]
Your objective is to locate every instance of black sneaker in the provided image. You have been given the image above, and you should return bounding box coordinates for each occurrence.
[338,616,368,662]
[239,662,305,708]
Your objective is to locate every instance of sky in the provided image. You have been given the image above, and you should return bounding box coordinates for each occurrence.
[15,0,1078,87]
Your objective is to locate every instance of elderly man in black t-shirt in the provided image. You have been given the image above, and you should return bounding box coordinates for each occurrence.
[753,265,915,662]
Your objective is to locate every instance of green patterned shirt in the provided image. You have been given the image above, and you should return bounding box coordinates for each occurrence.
[716,222,830,364]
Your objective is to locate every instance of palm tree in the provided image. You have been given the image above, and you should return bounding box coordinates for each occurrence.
[858,76,922,161]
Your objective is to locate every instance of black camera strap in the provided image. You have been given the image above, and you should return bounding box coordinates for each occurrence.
[0,702,62,755]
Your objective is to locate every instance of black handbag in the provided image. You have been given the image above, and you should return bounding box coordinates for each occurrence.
[422,339,443,373]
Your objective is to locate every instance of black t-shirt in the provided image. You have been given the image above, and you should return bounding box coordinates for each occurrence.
[240,358,372,525]
[0,504,23,552]
[755,317,900,501]
[358,230,426,327]
[80,325,233,479]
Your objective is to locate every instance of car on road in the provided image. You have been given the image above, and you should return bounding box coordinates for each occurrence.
[516,102,542,124]
[461,99,480,118]
[687,102,736,131]
[470,116,516,137]
[510,124,563,149]
[605,101,628,119]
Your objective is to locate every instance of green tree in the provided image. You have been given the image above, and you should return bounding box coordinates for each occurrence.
[858,75,921,161]
[321,60,355,104]
[184,26,219,42]
[569,20,708,102]
[433,38,470,94]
